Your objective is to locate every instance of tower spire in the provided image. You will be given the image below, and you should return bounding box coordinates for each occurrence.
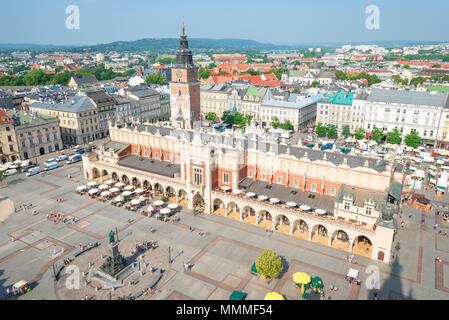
[182,17,185,36]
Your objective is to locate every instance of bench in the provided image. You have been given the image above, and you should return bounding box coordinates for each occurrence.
[149,274,162,288]
[135,291,144,298]
[54,265,65,280]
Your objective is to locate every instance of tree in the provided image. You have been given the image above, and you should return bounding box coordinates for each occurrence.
[432,64,442,68]
[404,131,422,148]
[206,112,217,122]
[208,62,216,69]
[144,72,167,85]
[326,124,338,138]
[255,249,283,280]
[0,170,5,186]
[281,120,293,131]
[199,67,211,79]
[342,125,351,137]
[316,123,326,137]
[354,128,366,140]
[387,129,402,145]
[371,128,385,142]
[291,88,301,94]
[221,110,234,124]
[272,116,280,129]
[311,81,319,87]
[393,75,408,85]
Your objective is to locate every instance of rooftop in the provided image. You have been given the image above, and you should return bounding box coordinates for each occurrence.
[367,88,449,108]
[118,154,180,178]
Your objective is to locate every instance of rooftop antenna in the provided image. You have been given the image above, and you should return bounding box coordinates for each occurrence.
[182,16,185,36]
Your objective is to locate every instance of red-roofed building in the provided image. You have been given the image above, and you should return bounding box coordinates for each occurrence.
[397,60,449,70]
[349,55,382,61]
[214,55,247,64]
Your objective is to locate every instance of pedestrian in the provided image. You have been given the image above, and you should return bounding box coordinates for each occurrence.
[409,213,412,219]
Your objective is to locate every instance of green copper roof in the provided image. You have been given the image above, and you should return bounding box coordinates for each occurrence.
[332,91,354,105]
[245,87,267,98]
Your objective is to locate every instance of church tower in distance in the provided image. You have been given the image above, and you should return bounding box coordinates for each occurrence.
[170,19,201,129]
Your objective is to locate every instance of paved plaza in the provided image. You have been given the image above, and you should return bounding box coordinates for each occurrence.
[0,163,449,300]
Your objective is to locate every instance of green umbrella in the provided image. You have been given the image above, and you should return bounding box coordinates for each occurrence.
[311,276,323,289]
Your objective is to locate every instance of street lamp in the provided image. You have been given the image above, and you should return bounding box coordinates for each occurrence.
[168,245,172,264]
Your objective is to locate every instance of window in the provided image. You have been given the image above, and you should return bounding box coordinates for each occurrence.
[248,170,253,178]
[430,131,434,137]
[223,172,229,184]
[277,176,282,184]
[344,202,351,211]
[166,154,170,161]
[311,183,316,192]
[7,136,12,142]
[144,150,148,157]
[155,152,158,159]
[366,207,372,215]
[6,126,10,131]
[330,187,336,196]
[194,167,203,185]
[9,145,14,152]
[294,179,299,187]
[262,173,266,181]
[134,148,138,154]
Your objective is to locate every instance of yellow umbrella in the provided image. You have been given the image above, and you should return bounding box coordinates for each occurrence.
[293,272,311,284]
[264,292,284,300]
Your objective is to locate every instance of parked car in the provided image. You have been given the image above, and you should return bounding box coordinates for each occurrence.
[20,164,36,173]
[77,149,85,154]
[4,169,18,176]
[57,154,68,161]
[26,167,41,176]
[73,145,83,152]
[44,162,59,171]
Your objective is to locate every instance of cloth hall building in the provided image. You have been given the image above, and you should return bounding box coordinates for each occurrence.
[81,24,400,264]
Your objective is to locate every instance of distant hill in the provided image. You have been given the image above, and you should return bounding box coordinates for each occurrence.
[65,38,306,53]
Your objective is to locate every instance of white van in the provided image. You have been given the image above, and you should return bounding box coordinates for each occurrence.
[4,169,18,176]
[26,167,41,176]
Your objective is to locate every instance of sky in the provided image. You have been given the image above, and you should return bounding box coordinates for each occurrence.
[0,0,448,46]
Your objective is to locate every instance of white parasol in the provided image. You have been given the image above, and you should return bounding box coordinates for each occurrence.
[109,187,120,193]
[300,205,311,211]
[114,196,124,202]
[124,185,134,191]
[246,192,256,197]
[98,184,109,190]
[105,179,116,185]
[100,191,111,197]
[134,188,145,194]
[315,209,326,215]
[160,208,171,215]
[286,202,297,207]
[138,195,147,202]
[87,181,97,187]
[153,200,164,206]
[122,191,132,197]
[269,198,280,204]
[233,189,243,195]
[221,186,231,191]
[77,185,87,192]
[88,188,99,194]
[130,199,141,205]
[168,203,178,209]
[258,195,268,201]
[115,182,125,188]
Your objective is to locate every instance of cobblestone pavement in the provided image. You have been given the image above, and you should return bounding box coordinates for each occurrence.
[1,163,449,300]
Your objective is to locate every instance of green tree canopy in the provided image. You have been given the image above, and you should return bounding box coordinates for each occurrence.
[387,129,402,144]
[206,112,217,122]
[371,128,385,142]
[342,125,351,137]
[311,81,319,87]
[255,249,283,279]
[221,110,234,125]
[272,116,280,129]
[326,124,338,138]
[281,120,293,131]
[404,130,422,148]
[199,68,211,79]
[353,127,366,140]
[144,72,167,85]
[316,123,326,137]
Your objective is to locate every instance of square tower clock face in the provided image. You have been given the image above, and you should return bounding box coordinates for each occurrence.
[176,70,183,79]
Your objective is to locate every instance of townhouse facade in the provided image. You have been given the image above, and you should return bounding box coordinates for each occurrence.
[0,109,20,163]
[316,91,355,130]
